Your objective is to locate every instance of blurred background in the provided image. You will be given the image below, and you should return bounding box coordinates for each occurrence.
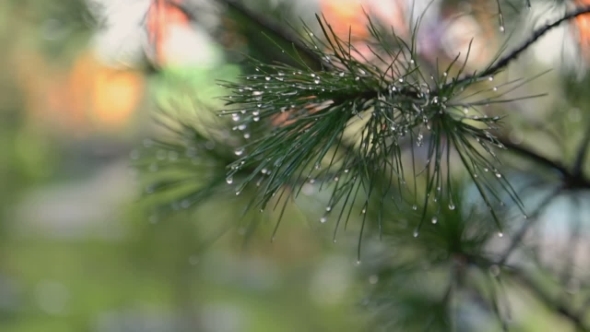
[1,0,589,331]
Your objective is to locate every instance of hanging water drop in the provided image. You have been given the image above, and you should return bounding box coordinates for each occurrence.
[431,217,438,224]
[412,205,417,210]
[226,176,233,184]
[489,264,500,276]
[448,203,455,210]
[234,148,244,156]
[129,150,140,160]
[497,232,504,237]
[368,275,379,284]
[413,229,419,237]
[326,206,332,212]
[143,138,154,148]
[320,216,327,223]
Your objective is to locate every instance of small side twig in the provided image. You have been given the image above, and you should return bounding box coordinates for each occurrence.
[507,266,590,332]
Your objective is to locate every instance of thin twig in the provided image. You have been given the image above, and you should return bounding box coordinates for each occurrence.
[497,185,562,266]
[507,265,590,332]
[473,5,590,80]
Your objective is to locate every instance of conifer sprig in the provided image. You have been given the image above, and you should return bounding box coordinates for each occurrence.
[219,14,533,231]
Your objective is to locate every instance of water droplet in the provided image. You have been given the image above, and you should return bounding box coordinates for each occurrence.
[326,206,332,212]
[489,264,500,276]
[235,190,241,196]
[232,114,240,122]
[413,229,419,237]
[156,150,167,160]
[143,138,154,148]
[361,208,366,214]
[226,176,233,184]
[412,205,417,210]
[320,216,327,223]
[493,87,498,91]
[499,25,505,32]
[495,173,502,178]
[368,275,379,284]
[431,217,438,224]
[355,260,362,266]
[129,150,140,160]
[234,148,244,156]
[265,76,271,81]
[180,200,190,209]
[189,256,199,265]
[497,232,504,237]
[448,203,455,210]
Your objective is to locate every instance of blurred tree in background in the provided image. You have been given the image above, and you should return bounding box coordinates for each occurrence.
[3,0,590,331]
